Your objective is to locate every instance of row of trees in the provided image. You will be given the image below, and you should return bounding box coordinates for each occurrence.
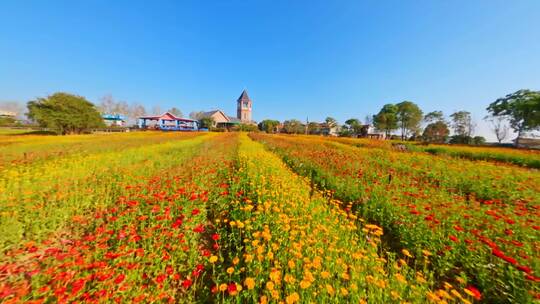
[255,89,539,144]
[370,89,539,144]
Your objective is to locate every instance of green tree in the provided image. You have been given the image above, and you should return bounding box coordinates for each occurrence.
[325,117,337,129]
[307,122,321,134]
[473,136,486,145]
[450,111,475,137]
[27,92,105,135]
[168,107,183,117]
[396,101,423,140]
[198,117,214,129]
[422,121,449,143]
[258,119,280,133]
[424,111,445,124]
[344,118,364,136]
[487,89,540,145]
[373,104,398,138]
[282,119,304,134]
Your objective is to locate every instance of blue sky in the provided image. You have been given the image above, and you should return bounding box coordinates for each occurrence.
[1,0,539,140]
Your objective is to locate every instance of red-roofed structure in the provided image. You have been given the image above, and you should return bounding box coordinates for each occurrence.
[138,112,198,131]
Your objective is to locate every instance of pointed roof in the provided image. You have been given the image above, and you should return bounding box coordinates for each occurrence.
[237,89,251,103]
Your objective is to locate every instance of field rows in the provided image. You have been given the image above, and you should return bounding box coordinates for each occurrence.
[0,132,538,303]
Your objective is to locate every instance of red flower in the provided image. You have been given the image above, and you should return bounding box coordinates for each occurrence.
[191,209,200,216]
[465,285,482,300]
[212,233,220,241]
[502,255,517,265]
[453,225,464,232]
[114,274,126,284]
[193,224,205,233]
[156,274,167,284]
[227,283,237,295]
[449,235,459,243]
[516,265,532,274]
[182,279,192,288]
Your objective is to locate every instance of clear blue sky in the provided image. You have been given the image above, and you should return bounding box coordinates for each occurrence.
[1,0,539,140]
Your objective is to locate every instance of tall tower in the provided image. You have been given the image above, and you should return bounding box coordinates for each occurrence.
[236,89,252,122]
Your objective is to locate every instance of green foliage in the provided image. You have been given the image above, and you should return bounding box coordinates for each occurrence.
[237,123,258,132]
[282,119,304,134]
[27,92,105,135]
[198,117,214,129]
[449,135,473,145]
[396,101,423,140]
[450,111,474,137]
[307,121,321,134]
[487,89,540,137]
[325,117,337,128]
[258,119,280,133]
[373,104,398,137]
[422,121,449,143]
[424,111,445,123]
[473,136,486,145]
[0,116,17,127]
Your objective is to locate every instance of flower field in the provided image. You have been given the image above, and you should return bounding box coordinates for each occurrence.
[1,132,538,303]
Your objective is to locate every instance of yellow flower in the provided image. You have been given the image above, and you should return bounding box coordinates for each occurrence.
[340,288,348,296]
[209,255,218,263]
[232,257,240,265]
[288,260,295,268]
[284,274,296,284]
[219,283,228,292]
[259,295,268,304]
[402,249,413,258]
[245,277,256,290]
[285,292,300,304]
[320,271,330,279]
[269,269,281,283]
[325,284,335,296]
[227,267,235,275]
[266,281,275,291]
[299,280,311,289]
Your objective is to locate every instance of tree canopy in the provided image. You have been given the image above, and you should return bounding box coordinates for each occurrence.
[258,119,280,133]
[487,89,540,139]
[373,104,398,137]
[450,111,475,137]
[282,119,304,134]
[27,92,104,135]
[396,101,423,140]
[422,121,449,143]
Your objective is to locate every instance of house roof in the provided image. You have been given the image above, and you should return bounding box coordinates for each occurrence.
[201,110,230,122]
[139,112,196,122]
[237,89,251,103]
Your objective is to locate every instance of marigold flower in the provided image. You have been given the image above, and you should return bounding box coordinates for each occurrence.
[285,292,300,304]
[244,277,255,290]
[209,255,218,263]
[226,267,235,275]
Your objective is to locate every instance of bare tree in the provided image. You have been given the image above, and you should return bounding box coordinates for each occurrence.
[486,116,509,143]
[98,94,116,113]
[128,103,146,125]
[189,111,205,120]
[113,101,130,116]
[151,105,163,115]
